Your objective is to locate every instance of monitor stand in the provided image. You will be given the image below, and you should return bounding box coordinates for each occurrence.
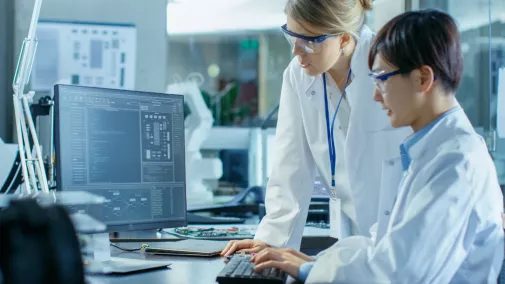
[83,233,171,274]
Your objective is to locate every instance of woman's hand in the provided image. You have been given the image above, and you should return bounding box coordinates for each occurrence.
[250,247,315,279]
[220,239,270,256]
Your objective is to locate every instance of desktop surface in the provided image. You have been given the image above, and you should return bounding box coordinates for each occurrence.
[86,243,300,284]
[87,247,226,284]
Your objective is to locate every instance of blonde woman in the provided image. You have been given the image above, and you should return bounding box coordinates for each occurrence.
[222,0,410,255]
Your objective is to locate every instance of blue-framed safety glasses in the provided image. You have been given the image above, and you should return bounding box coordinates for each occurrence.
[369,69,412,93]
[281,24,339,54]
[369,69,437,93]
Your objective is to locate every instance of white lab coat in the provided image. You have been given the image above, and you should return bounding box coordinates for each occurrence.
[254,25,411,249]
[306,107,505,283]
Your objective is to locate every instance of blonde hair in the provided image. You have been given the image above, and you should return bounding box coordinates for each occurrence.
[285,0,372,37]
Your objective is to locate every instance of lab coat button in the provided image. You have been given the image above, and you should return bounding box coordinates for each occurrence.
[339,125,342,130]
[388,161,395,166]
[311,90,316,96]
[385,210,390,216]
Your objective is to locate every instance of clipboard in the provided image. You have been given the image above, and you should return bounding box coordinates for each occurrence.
[145,239,228,257]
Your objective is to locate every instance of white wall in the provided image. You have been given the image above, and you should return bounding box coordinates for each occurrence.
[15,0,168,93]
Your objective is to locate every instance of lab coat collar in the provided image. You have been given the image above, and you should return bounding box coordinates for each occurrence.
[400,104,463,171]
[304,25,374,95]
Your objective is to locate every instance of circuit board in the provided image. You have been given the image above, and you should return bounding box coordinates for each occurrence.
[166,227,254,239]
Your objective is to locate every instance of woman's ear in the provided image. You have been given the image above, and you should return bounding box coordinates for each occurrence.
[339,34,351,50]
[418,65,435,93]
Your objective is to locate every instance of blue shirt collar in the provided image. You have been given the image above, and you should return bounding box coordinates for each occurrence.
[400,106,461,171]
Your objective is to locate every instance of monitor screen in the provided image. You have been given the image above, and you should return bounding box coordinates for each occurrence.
[54,84,187,231]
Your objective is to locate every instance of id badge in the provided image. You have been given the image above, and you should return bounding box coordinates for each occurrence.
[329,198,341,239]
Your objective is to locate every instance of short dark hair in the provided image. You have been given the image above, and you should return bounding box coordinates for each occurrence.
[368,9,463,92]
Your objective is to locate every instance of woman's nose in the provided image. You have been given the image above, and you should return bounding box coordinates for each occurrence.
[291,41,304,56]
[373,87,383,102]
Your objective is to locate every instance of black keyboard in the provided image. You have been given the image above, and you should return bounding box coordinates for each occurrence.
[216,254,287,284]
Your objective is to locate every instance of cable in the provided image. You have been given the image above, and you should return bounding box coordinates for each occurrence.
[260,104,280,129]
[109,242,149,252]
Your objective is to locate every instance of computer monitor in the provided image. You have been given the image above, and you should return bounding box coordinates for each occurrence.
[54,84,187,232]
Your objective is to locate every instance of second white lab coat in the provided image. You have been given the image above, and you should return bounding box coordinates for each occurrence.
[306,107,505,283]
[254,25,411,249]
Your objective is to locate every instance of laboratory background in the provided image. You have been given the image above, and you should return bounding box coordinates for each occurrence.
[1,0,503,200]
[0,0,505,283]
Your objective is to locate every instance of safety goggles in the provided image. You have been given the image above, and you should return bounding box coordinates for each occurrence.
[281,24,339,54]
[368,69,412,93]
[369,69,437,93]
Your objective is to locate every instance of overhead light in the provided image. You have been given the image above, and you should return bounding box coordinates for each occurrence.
[166,0,286,35]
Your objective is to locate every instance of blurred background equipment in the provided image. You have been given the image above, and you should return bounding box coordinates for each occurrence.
[167,76,223,205]
[31,20,136,91]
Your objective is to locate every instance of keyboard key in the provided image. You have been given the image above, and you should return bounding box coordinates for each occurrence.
[232,262,249,277]
[243,263,254,276]
[251,271,262,278]
[270,268,279,277]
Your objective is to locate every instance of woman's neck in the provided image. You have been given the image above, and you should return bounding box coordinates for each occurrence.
[328,37,356,86]
[411,94,458,132]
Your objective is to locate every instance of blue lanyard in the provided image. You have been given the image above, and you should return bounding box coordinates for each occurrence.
[323,69,352,190]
